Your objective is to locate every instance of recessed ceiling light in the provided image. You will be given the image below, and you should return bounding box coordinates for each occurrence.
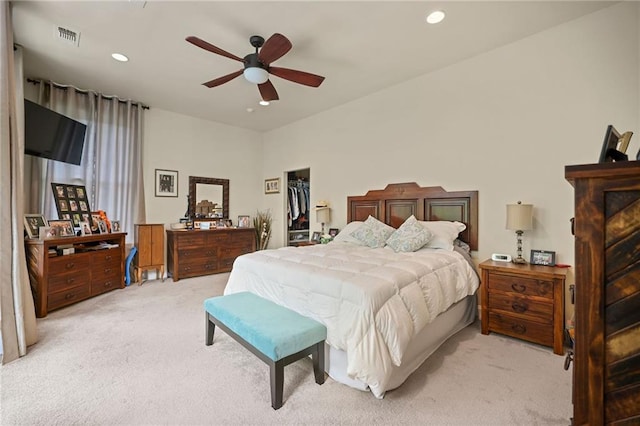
[426,10,445,24]
[111,53,129,62]
[259,100,270,106]
[246,107,254,113]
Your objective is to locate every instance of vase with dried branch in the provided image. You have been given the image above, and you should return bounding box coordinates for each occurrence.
[253,210,272,250]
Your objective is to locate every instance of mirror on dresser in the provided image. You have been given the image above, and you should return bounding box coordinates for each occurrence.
[188,176,229,221]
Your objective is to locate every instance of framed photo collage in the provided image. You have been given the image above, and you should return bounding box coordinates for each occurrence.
[51,183,94,230]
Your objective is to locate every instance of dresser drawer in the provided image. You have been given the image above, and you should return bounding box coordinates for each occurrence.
[488,312,553,347]
[177,261,218,278]
[91,272,121,296]
[48,284,92,311]
[177,248,216,264]
[207,232,230,245]
[48,253,92,276]
[92,248,121,265]
[218,245,251,260]
[48,271,90,294]
[176,234,207,249]
[488,273,553,299]
[488,292,553,324]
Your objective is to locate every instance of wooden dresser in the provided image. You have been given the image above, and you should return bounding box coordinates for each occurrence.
[166,228,256,282]
[25,233,126,318]
[134,223,165,283]
[565,161,640,425]
[480,260,567,355]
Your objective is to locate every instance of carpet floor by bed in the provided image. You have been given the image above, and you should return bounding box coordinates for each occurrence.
[1,273,572,425]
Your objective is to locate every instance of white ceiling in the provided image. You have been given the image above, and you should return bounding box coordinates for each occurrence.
[12,1,615,132]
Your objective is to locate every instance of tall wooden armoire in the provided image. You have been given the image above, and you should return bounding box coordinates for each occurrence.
[134,223,165,284]
[565,161,640,425]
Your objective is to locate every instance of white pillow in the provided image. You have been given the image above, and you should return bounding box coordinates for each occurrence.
[332,221,365,245]
[419,221,466,251]
[385,215,432,253]
[351,216,395,248]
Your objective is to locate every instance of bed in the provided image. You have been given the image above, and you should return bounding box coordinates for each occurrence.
[224,182,480,398]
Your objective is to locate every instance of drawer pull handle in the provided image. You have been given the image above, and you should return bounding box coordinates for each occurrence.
[105,255,112,261]
[65,293,75,300]
[104,268,112,273]
[511,303,528,313]
[511,324,527,334]
[104,281,112,288]
[67,278,75,284]
[65,262,75,269]
[511,283,526,293]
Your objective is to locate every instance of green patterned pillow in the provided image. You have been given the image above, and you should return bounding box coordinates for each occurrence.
[385,215,433,252]
[350,215,395,248]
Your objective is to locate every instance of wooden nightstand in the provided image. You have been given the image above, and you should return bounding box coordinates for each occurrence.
[479,260,567,355]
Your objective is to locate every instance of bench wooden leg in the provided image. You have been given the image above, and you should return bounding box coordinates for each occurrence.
[313,341,325,385]
[205,313,215,346]
[270,360,285,410]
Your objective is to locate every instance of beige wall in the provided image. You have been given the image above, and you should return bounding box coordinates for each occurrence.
[259,2,639,317]
[143,108,263,226]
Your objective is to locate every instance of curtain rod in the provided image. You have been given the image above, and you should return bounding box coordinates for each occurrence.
[26,78,149,110]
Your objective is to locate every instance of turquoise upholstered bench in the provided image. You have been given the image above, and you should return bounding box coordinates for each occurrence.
[204,292,327,410]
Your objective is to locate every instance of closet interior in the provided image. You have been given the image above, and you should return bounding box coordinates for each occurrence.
[286,168,310,246]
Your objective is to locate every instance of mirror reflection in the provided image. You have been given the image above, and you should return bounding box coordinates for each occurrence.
[188,176,229,220]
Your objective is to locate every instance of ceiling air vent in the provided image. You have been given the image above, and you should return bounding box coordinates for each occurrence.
[54,26,80,47]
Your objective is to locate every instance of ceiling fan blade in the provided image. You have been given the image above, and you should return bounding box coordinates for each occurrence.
[258,33,292,65]
[186,36,244,62]
[269,67,325,87]
[202,70,243,88]
[258,80,279,101]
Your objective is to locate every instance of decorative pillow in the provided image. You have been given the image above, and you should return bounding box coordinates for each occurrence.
[350,216,395,248]
[332,221,365,245]
[419,221,466,251]
[385,215,432,253]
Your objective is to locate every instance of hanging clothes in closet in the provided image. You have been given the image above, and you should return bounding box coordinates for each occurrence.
[288,180,310,229]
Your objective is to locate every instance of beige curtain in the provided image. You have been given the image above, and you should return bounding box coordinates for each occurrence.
[25,82,146,245]
[0,1,38,364]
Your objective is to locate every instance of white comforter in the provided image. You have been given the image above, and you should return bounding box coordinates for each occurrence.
[224,242,479,398]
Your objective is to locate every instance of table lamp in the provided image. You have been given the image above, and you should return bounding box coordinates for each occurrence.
[316,207,331,235]
[506,201,533,264]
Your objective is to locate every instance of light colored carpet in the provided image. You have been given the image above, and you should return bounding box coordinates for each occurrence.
[1,273,572,425]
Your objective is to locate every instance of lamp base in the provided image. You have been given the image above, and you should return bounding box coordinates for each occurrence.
[512,256,527,264]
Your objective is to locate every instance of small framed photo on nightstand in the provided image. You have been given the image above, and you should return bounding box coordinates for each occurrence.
[530,250,556,266]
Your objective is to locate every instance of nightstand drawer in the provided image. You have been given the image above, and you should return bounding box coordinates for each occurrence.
[488,273,553,299]
[488,312,553,347]
[488,293,553,324]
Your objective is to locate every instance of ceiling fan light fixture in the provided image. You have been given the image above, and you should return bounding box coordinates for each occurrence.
[426,10,445,24]
[111,53,129,62]
[244,67,269,84]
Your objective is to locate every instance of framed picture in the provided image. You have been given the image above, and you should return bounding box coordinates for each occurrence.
[47,219,76,238]
[24,214,47,239]
[530,249,556,266]
[79,220,92,236]
[264,178,280,194]
[311,231,321,243]
[96,219,108,234]
[155,169,178,197]
[238,215,250,228]
[111,220,121,233]
[39,226,53,239]
[328,228,339,238]
[51,183,92,227]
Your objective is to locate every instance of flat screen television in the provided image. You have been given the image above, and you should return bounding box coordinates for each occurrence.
[24,99,87,166]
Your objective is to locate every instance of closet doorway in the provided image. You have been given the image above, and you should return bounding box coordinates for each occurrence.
[286,168,311,246]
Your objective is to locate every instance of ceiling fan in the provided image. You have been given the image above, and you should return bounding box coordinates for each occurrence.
[186,33,325,102]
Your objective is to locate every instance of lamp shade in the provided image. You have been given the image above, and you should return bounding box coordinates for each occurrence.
[243,67,269,84]
[506,202,533,231]
[316,207,331,224]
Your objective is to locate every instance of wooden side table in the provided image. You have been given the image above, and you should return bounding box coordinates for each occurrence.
[134,223,165,284]
[479,260,567,355]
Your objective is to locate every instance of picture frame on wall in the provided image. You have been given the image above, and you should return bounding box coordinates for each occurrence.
[24,214,47,239]
[50,183,93,227]
[155,169,178,197]
[264,178,280,194]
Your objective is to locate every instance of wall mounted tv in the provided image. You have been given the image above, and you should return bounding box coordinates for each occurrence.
[24,99,87,166]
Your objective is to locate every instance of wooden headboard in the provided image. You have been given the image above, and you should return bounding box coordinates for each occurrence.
[347,182,479,250]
